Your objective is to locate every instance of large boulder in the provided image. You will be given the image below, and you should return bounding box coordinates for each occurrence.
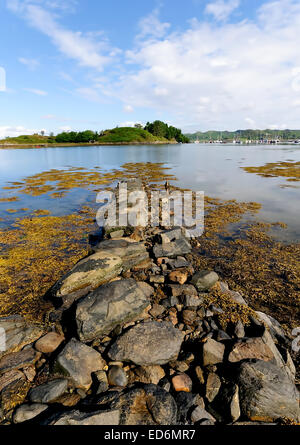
[96,384,177,425]
[93,238,149,271]
[48,409,120,426]
[54,339,105,390]
[108,321,184,366]
[236,359,300,423]
[0,315,44,359]
[76,279,151,342]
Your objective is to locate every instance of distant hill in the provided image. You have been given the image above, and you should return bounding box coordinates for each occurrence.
[0,134,52,145]
[97,127,170,144]
[185,129,300,142]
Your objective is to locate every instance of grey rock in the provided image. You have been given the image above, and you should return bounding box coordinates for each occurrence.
[228,337,275,363]
[109,321,184,366]
[206,372,221,402]
[94,370,109,394]
[13,403,48,424]
[168,284,197,298]
[256,311,288,344]
[132,365,166,385]
[97,384,177,425]
[110,230,124,239]
[191,271,219,292]
[29,379,68,404]
[108,366,128,387]
[202,338,225,366]
[0,315,44,359]
[234,321,245,338]
[153,238,191,259]
[236,359,300,422]
[0,347,39,375]
[190,406,216,424]
[55,338,105,390]
[51,409,120,425]
[76,279,150,342]
[160,228,183,244]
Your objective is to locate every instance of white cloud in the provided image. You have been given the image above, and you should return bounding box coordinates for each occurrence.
[123,104,134,113]
[205,0,240,22]
[115,0,300,131]
[7,0,115,71]
[24,88,48,96]
[18,57,40,70]
[0,125,46,138]
[119,121,144,128]
[137,8,170,40]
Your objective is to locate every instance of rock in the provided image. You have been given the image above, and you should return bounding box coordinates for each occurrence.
[97,384,177,425]
[149,275,165,284]
[228,337,275,363]
[190,406,216,424]
[202,338,225,366]
[168,270,188,285]
[0,347,39,375]
[174,257,189,268]
[234,321,245,339]
[170,360,189,373]
[228,290,248,306]
[175,392,196,422]
[215,330,231,341]
[13,403,48,423]
[168,284,197,298]
[108,366,128,387]
[131,365,165,385]
[110,230,124,239]
[0,315,44,359]
[23,365,36,382]
[182,295,204,308]
[149,304,165,318]
[160,228,183,244]
[58,393,81,407]
[256,311,288,344]
[191,271,219,292]
[182,310,196,326]
[0,369,29,413]
[206,372,221,402]
[195,366,205,385]
[55,338,105,390]
[50,409,120,425]
[236,359,300,422]
[108,321,184,366]
[93,238,149,271]
[28,379,69,404]
[230,385,241,423]
[76,279,150,342]
[35,332,64,354]
[153,238,191,259]
[94,370,109,394]
[172,374,193,392]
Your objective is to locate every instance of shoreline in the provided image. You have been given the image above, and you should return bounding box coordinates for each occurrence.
[0,141,178,149]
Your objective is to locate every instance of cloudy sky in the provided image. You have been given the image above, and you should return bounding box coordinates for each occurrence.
[1,0,300,137]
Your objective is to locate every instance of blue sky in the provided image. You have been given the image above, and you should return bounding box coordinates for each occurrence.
[1,0,300,137]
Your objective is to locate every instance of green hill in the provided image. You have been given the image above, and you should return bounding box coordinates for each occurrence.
[0,134,54,145]
[97,127,169,143]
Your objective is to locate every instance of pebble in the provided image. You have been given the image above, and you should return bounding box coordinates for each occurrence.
[172,373,193,392]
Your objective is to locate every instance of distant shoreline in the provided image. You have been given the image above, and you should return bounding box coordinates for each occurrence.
[0,140,178,149]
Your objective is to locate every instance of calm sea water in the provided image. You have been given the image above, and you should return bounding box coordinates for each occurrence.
[0,143,300,242]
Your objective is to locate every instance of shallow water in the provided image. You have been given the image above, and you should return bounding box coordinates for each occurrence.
[0,143,300,242]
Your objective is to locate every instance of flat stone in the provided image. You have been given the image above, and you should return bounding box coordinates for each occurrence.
[191,271,219,292]
[109,321,184,366]
[149,304,165,318]
[228,337,275,363]
[0,315,44,359]
[206,372,221,402]
[108,366,128,387]
[35,332,64,354]
[153,238,191,259]
[76,279,150,342]
[236,359,300,423]
[55,338,105,390]
[172,374,193,392]
[168,284,197,298]
[28,379,69,404]
[202,338,225,366]
[51,409,120,425]
[0,347,39,375]
[13,403,48,423]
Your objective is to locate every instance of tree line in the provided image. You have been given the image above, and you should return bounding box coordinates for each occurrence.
[144,121,190,143]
